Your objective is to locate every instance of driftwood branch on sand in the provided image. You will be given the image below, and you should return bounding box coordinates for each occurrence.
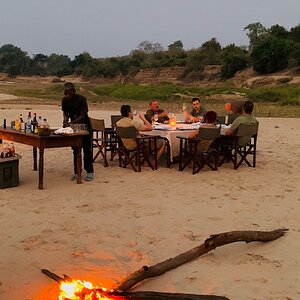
[42,229,288,300]
[113,229,288,291]
[41,269,229,299]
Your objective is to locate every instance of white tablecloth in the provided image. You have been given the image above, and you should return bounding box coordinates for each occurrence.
[141,124,230,162]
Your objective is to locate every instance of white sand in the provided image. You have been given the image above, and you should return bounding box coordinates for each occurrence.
[0,105,299,300]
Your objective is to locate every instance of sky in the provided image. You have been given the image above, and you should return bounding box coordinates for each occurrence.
[0,0,299,59]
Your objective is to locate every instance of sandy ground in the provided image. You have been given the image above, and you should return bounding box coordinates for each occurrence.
[0,104,300,300]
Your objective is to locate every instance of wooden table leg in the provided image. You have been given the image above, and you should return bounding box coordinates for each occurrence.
[38,147,44,189]
[154,138,158,170]
[33,146,37,170]
[76,146,82,184]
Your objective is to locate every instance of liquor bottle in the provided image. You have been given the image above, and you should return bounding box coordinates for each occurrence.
[20,114,25,132]
[15,115,20,131]
[31,113,37,133]
[38,116,42,128]
[26,112,32,132]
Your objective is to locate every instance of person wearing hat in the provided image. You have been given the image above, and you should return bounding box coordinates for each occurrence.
[61,82,94,181]
[185,97,207,123]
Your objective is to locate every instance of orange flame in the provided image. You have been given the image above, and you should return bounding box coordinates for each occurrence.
[59,279,113,300]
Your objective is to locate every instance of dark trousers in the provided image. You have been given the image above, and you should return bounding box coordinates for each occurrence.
[72,134,94,174]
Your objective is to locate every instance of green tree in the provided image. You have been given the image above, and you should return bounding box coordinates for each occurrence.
[221,44,249,79]
[199,38,222,64]
[46,53,73,76]
[71,52,93,75]
[26,53,48,75]
[0,44,30,76]
[137,40,164,54]
[288,25,300,66]
[166,40,186,66]
[251,36,291,73]
[244,22,267,50]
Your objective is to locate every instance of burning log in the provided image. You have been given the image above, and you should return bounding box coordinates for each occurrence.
[42,229,287,300]
[114,229,288,291]
[42,269,229,299]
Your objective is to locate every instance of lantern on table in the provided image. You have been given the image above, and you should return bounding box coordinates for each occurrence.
[169,113,177,127]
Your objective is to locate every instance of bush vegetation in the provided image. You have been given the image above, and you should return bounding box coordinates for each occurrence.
[0,22,299,81]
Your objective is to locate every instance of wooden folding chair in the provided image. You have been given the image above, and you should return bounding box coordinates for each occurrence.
[111,115,123,129]
[90,118,109,167]
[228,114,239,124]
[116,126,159,172]
[232,122,259,170]
[216,116,226,124]
[218,122,259,170]
[177,127,221,175]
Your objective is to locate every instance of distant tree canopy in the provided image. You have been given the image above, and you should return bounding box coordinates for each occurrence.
[0,22,299,79]
[0,44,29,76]
[245,22,300,74]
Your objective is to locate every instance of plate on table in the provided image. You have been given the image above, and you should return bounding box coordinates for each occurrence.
[153,124,171,130]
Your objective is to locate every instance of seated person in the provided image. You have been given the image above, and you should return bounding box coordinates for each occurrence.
[231,100,245,115]
[185,97,207,123]
[226,100,257,145]
[145,100,169,124]
[116,105,166,160]
[188,110,218,152]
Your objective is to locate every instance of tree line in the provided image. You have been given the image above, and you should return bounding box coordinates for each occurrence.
[0,22,299,80]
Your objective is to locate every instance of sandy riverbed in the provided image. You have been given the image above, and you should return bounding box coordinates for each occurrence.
[0,104,299,300]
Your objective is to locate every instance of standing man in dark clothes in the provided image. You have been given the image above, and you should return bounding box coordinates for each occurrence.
[61,82,94,181]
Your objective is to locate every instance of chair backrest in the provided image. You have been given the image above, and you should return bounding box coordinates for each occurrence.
[228,114,239,124]
[237,122,259,137]
[236,122,259,146]
[90,118,105,131]
[111,115,123,127]
[116,126,138,139]
[216,116,226,124]
[196,126,221,140]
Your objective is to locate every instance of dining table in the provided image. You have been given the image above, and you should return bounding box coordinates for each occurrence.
[0,127,88,189]
[141,122,230,162]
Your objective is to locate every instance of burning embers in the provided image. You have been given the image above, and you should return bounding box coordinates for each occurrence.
[59,279,113,300]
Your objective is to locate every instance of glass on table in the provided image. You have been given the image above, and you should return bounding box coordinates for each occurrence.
[81,124,88,131]
[70,123,81,133]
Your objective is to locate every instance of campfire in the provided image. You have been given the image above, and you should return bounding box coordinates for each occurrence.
[59,279,114,300]
[42,229,287,300]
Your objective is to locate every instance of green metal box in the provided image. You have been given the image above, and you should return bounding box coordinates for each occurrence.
[0,155,21,189]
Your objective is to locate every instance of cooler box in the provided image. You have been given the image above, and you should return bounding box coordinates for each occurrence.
[0,155,21,189]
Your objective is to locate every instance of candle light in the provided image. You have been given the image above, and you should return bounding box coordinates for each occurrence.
[169,114,176,127]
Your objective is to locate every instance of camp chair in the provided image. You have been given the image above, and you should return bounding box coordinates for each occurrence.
[177,127,221,175]
[90,118,118,167]
[216,116,226,124]
[228,114,239,124]
[111,115,123,128]
[116,126,159,172]
[218,122,259,170]
[232,122,259,170]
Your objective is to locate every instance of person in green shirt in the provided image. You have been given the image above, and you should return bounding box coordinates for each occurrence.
[185,97,207,123]
[226,100,257,145]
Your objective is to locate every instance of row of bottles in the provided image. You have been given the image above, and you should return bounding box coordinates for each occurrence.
[13,112,49,134]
